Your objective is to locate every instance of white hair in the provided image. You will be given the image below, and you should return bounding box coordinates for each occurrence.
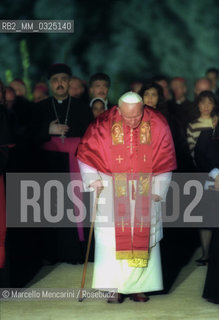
[118,91,143,108]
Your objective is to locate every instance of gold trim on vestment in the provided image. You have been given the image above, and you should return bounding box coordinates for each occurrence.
[116,250,149,260]
[128,258,148,268]
[140,121,151,144]
[112,121,124,145]
[116,251,133,260]
[138,173,150,196]
[114,173,127,197]
[116,251,149,268]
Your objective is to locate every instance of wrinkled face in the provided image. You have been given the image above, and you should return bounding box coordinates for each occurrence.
[206,72,218,89]
[50,73,70,99]
[143,87,159,108]
[90,80,109,100]
[170,80,186,100]
[198,97,214,118]
[92,101,105,118]
[68,79,84,98]
[119,102,143,129]
[194,80,211,96]
[10,81,26,97]
[156,80,170,101]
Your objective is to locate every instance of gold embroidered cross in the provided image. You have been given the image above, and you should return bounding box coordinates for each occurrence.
[140,217,143,232]
[136,217,144,232]
[117,218,129,232]
[144,155,147,162]
[116,155,124,164]
[127,142,137,154]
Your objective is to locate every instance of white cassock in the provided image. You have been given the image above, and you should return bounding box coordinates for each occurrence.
[78,160,172,294]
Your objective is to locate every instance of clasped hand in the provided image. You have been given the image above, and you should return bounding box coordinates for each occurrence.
[49,119,69,136]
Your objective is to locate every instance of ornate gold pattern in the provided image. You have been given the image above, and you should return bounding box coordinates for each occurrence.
[114,173,127,197]
[116,251,149,268]
[116,251,133,260]
[112,121,124,145]
[128,258,148,268]
[140,121,151,144]
[138,174,150,196]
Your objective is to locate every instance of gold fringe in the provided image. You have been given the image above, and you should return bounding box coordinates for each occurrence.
[133,250,149,260]
[116,250,149,265]
[128,258,148,268]
[116,251,133,260]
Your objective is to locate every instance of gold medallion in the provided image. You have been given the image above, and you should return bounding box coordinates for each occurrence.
[112,122,124,145]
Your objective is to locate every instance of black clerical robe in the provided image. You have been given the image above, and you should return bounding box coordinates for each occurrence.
[195,127,219,302]
[6,97,35,173]
[31,96,92,169]
[30,96,93,264]
[167,99,195,172]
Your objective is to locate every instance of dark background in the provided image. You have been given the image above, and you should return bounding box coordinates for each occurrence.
[0,0,219,101]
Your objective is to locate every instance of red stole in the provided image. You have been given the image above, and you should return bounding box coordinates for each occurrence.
[43,137,85,241]
[0,174,6,268]
[76,106,177,264]
[111,112,152,264]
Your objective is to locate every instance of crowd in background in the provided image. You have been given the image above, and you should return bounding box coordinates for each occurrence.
[0,66,219,304]
[1,67,219,174]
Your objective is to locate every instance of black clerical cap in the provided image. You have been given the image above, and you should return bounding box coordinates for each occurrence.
[48,63,72,79]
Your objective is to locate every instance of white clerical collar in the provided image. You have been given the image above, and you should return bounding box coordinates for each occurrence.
[54,96,69,104]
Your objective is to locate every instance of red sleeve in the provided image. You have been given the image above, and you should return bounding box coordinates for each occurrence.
[76,109,113,174]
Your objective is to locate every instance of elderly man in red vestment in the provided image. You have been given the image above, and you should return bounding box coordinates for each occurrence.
[77,91,176,303]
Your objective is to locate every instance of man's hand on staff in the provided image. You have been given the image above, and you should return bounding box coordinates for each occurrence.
[152,194,162,202]
[89,179,104,197]
[49,119,69,135]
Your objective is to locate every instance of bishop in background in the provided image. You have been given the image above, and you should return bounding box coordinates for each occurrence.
[31,63,93,264]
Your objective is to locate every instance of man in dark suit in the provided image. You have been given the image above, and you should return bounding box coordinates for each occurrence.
[89,73,113,109]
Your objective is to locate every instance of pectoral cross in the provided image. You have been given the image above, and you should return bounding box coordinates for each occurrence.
[116,155,124,164]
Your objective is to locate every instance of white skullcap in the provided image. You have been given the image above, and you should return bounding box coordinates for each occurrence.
[118,91,142,106]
